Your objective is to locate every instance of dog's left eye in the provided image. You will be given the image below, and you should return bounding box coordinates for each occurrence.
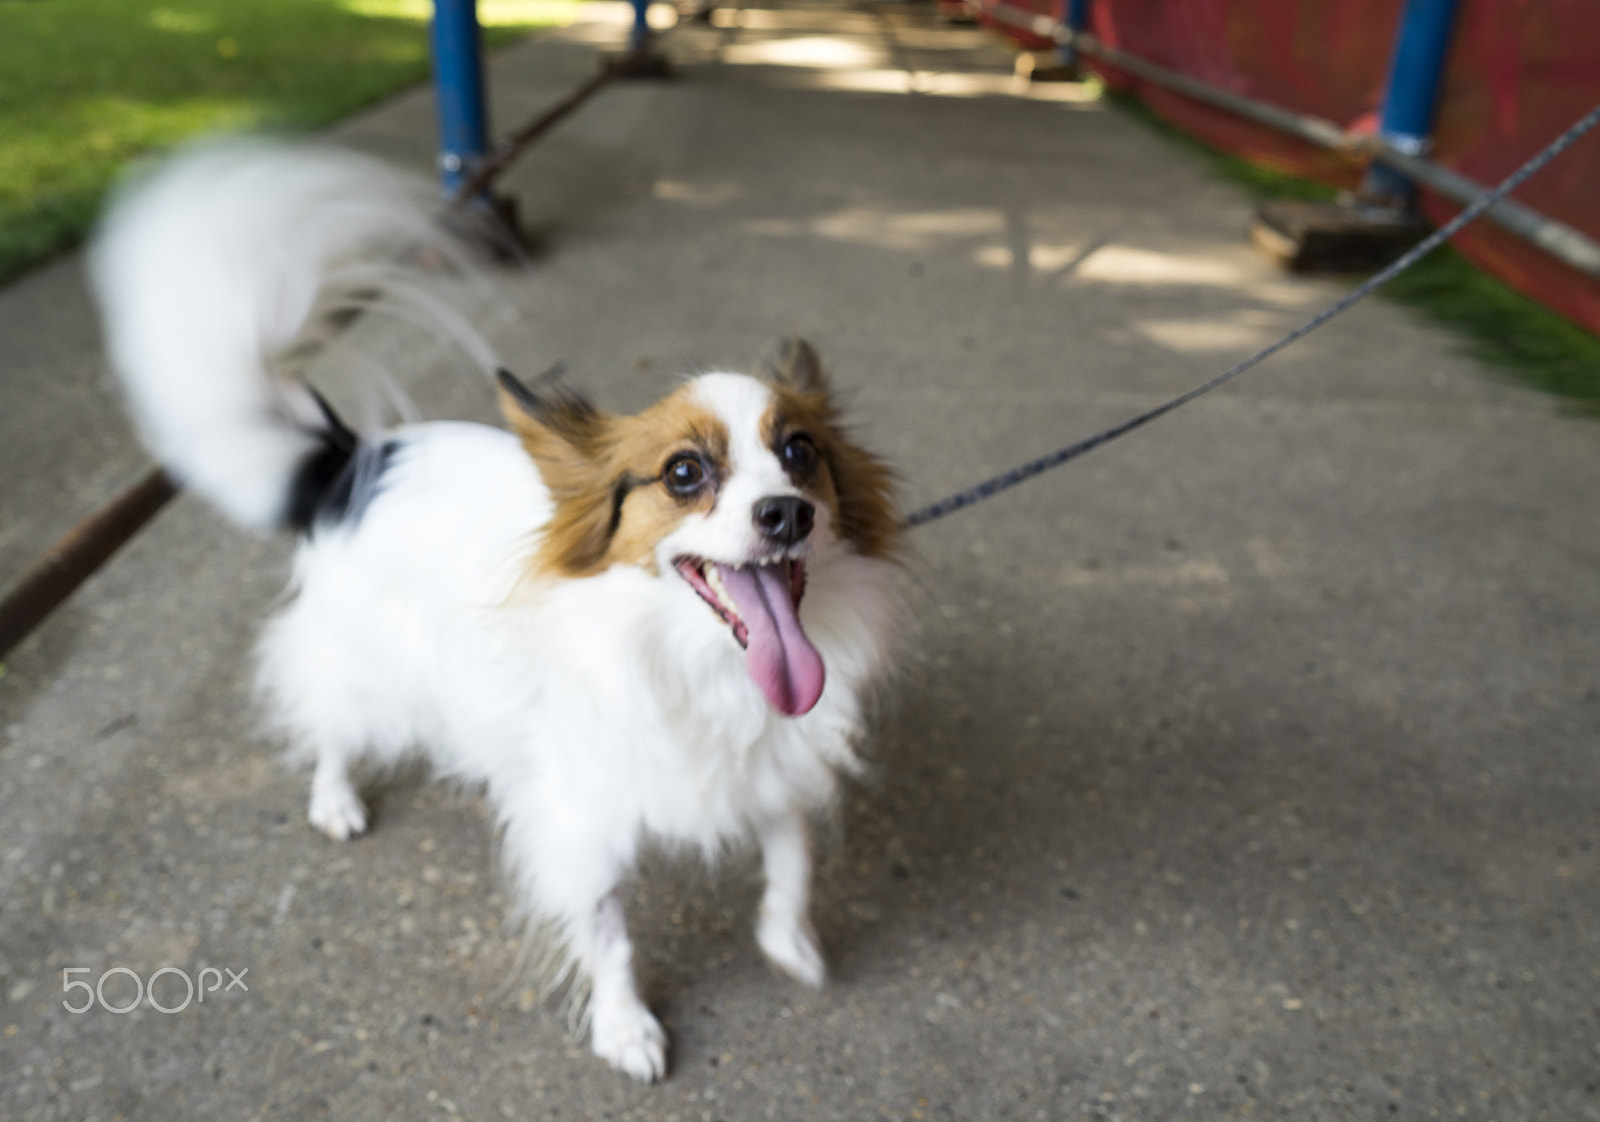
[782,432,818,476]
[663,453,708,496]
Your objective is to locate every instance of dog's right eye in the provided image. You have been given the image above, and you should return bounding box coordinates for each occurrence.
[663,453,707,497]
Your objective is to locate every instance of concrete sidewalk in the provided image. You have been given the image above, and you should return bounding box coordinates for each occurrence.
[4,3,1599,1119]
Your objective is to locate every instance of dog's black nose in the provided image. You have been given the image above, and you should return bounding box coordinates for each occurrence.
[753,496,815,545]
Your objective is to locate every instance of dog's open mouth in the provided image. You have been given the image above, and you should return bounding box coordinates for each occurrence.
[674,556,825,717]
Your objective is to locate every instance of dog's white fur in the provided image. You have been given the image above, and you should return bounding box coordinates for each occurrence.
[91,140,899,1082]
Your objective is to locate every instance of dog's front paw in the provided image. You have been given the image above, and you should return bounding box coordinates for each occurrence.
[308,780,368,841]
[590,998,668,1082]
[757,910,827,987]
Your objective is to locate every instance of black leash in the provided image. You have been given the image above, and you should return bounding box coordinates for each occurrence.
[902,101,1600,530]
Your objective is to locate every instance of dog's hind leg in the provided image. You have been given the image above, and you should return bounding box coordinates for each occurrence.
[257,601,379,841]
[308,749,368,841]
[755,811,826,987]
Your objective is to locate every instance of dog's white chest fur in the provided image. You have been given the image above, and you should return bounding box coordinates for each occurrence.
[260,421,888,841]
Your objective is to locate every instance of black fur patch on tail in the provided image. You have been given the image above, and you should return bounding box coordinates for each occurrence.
[287,389,398,533]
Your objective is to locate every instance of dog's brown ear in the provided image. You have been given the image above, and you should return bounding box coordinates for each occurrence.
[497,366,547,417]
[765,337,829,397]
[498,368,623,576]
[497,367,608,453]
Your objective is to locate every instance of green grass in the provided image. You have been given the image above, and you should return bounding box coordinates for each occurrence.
[0,0,578,285]
[1104,90,1600,414]
[1380,252,1600,412]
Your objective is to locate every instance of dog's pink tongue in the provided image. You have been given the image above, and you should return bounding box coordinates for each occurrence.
[715,562,825,716]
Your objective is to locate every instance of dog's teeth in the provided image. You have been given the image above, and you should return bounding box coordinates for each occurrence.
[704,565,737,615]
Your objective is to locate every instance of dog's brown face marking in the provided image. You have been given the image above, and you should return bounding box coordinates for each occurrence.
[500,339,899,581]
[763,339,900,561]
[501,377,730,577]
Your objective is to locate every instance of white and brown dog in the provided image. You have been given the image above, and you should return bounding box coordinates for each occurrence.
[91,140,902,1081]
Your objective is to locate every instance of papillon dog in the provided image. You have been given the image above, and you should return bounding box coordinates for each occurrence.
[90,140,902,1081]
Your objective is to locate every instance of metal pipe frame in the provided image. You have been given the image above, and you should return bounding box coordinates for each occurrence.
[1364,0,1460,200]
[1056,0,1091,69]
[0,469,177,661]
[1373,145,1600,277]
[630,0,652,53]
[430,0,491,196]
[978,0,1600,282]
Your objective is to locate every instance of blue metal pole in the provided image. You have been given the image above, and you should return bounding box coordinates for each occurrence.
[629,0,652,54]
[1363,0,1459,203]
[1056,0,1090,69]
[431,0,490,196]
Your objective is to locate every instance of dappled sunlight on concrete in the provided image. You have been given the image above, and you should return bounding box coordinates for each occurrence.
[709,6,859,31]
[1073,244,1250,287]
[743,205,1004,251]
[341,0,584,27]
[1133,310,1289,354]
[720,33,887,70]
[797,65,1101,101]
[551,0,677,43]
[699,16,1101,103]
[650,177,744,206]
[679,0,1101,102]
[731,199,1329,314]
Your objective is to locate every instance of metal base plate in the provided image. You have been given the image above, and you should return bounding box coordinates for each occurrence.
[1250,199,1430,274]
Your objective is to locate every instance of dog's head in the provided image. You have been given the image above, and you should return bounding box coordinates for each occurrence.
[499,339,897,717]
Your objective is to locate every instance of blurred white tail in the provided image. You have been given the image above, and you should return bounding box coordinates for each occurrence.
[90,138,445,531]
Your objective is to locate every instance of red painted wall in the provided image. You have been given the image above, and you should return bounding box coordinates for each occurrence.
[982,0,1600,334]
